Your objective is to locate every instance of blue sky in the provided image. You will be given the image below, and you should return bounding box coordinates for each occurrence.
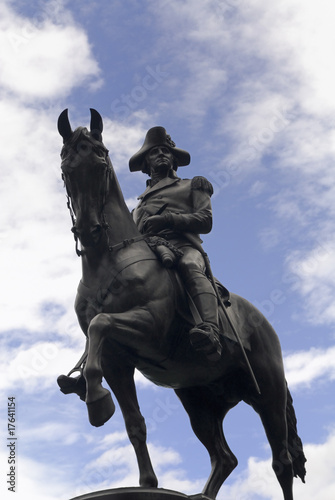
[1,0,335,499]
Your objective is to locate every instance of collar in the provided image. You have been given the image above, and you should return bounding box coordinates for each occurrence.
[138,176,180,200]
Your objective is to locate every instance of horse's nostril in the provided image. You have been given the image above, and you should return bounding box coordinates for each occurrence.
[71,226,79,235]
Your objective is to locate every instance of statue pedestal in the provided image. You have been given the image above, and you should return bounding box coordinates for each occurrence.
[69,487,211,500]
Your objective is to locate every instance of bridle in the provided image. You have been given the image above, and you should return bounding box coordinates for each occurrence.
[62,150,145,257]
[58,109,145,257]
[63,179,81,256]
[61,149,112,257]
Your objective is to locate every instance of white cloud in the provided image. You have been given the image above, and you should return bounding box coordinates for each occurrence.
[98,117,148,173]
[72,435,204,498]
[284,345,335,389]
[285,240,335,324]
[147,0,335,170]
[0,99,80,333]
[0,1,102,101]
[253,0,335,116]
[218,429,335,500]
[125,196,140,210]
[19,420,81,446]
[0,341,83,393]
[96,431,128,450]
[0,443,82,500]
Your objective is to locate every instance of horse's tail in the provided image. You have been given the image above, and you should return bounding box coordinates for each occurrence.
[286,384,307,483]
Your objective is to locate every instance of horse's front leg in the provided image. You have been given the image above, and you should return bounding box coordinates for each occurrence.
[85,311,158,488]
[102,341,158,489]
[84,306,160,427]
[84,313,116,427]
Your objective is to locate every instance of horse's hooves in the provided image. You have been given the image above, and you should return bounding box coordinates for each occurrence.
[86,390,115,427]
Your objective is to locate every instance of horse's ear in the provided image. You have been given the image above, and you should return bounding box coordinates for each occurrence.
[58,109,73,143]
[90,108,103,141]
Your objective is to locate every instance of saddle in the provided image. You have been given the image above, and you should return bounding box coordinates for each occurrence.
[146,236,251,352]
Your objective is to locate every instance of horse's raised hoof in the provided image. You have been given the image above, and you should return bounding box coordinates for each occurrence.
[86,389,115,427]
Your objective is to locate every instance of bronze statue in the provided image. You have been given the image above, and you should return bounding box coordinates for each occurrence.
[57,109,306,500]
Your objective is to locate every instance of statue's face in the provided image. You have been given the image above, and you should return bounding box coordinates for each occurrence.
[146,146,174,174]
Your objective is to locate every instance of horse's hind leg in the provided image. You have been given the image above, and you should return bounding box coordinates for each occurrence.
[175,387,237,500]
[102,342,158,489]
[254,394,294,500]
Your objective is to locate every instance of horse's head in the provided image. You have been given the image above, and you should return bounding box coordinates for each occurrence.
[58,109,112,249]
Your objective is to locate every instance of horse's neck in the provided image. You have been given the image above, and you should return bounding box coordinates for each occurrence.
[105,173,140,245]
[80,172,144,285]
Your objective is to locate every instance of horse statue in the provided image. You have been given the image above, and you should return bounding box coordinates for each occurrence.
[57,109,306,500]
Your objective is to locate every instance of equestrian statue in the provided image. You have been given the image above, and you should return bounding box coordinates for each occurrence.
[57,109,306,500]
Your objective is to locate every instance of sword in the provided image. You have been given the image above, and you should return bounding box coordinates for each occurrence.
[155,202,169,215]
[184,232,261,395]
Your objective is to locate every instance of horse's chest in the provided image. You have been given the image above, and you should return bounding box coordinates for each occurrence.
[76,253,161,322]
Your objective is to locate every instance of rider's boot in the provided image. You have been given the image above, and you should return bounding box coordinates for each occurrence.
[57,373,86,401]
[186,275,222,362]
[189,320,221,363]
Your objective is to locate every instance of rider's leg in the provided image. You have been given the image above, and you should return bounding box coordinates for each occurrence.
[177,247,221,361]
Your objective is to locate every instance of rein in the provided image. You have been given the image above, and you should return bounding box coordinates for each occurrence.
[62,175,83,257]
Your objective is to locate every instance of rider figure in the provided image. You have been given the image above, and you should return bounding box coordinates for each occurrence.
[129,127,221,362]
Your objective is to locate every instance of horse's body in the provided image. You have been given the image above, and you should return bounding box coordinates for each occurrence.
[58,109,306,500]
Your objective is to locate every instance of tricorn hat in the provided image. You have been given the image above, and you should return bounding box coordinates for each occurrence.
[129,126,191,172]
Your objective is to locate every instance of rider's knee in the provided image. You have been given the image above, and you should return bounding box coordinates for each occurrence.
[178,249,205,276]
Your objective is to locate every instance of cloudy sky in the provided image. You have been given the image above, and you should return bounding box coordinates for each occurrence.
[1,0,335,499]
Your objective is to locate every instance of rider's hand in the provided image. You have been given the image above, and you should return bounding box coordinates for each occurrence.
[143,215,168,234]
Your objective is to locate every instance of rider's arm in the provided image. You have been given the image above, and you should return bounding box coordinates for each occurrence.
[166,176,213,234]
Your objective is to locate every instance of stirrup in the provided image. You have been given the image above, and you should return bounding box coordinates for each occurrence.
[189,323,222,363]
[57,373,86,401]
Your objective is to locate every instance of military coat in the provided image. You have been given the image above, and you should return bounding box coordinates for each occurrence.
[132,175,214,241]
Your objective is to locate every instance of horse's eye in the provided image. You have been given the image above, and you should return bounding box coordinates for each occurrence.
[77,142,92,156]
